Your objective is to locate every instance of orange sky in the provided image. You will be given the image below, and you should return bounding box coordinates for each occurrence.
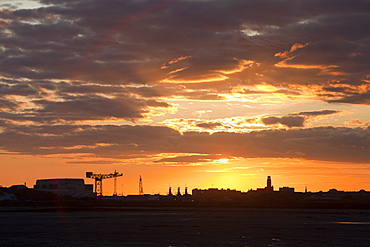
[2,153,370,195]
[0,0,369,195]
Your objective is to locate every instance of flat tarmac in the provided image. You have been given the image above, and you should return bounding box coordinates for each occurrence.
[1,207,370,246]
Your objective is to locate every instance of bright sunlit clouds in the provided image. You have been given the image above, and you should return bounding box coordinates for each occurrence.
[0,0,44,9]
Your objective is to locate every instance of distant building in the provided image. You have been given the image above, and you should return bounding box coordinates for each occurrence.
[9,184,28,190]
[34,178,93,197]
[247,176,275,195]
[192,188,244,201]
[279,187,295,193]
[125,194,161,202]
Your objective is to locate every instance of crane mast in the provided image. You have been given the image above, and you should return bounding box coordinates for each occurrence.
[86,170,123,196]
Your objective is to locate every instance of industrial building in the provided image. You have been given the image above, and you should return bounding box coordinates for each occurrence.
[34,178,93,197]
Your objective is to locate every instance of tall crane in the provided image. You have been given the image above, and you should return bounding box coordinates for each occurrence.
[86,170,123,196]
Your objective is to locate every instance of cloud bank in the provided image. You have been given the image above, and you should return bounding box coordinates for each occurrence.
[0,124,369,163]
[0,0,369,165]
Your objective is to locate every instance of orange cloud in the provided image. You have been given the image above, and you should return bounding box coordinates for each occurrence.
[161,74,229,84]
[275,58,343,76]
[216,59,256,74]
[161,56,191,69]
[345,119,370,126]
[168,67,188,74]
[275,43,309,58]
[160,116,268,134]
[290,43,309,52]
[161,59,257,84]
[274,43,346,76]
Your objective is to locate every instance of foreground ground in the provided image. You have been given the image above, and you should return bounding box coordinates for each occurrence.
[1,207,370,246]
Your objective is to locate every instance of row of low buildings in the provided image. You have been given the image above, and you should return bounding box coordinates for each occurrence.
[2,176,370,204]
[1,176,278,200]
[191,176,296,201]
[0,178,94,201]
[29,175,280,198]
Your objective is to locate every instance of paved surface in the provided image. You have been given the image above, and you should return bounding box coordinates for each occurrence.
[1,208,370,246]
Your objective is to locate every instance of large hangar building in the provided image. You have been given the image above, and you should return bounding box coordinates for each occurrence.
[34,178,93,197]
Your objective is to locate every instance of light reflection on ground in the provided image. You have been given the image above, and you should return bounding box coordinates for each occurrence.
[335,222,370,225]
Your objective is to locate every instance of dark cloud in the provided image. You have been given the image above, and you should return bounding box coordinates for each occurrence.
[177,127,370,163]
[262,116,305,128]
[0,94,169,124]
[0,124,368,163]
[0,0,367,92]
[0,81,38,96]
[261,110,341,128]
[329,92,370,105]
[154,154,222,163]
[33,95,169,121]
[196,122,223,129]
[294,110,340,116]
[0,99,19,110]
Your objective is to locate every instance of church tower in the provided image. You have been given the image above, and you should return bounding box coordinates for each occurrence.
[266,176,274,191]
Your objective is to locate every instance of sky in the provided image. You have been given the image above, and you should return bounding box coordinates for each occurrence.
[0,0,369,195]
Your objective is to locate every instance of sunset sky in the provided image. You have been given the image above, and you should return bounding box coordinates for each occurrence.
[0,0,369,195]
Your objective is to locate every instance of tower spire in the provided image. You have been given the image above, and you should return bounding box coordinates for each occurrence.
[139,175,144,195]
[267,176,272,188]
[266,176,273,191]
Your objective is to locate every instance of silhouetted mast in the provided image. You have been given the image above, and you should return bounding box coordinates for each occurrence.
[168,186,173,196]
[184,187,189,196]
[139,175,144,195]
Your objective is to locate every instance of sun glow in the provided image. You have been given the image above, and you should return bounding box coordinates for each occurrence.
[218,158,229,163]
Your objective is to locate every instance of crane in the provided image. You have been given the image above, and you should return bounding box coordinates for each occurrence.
[86,170,123,196]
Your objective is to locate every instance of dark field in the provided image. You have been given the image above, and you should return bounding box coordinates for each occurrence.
[1,207,370,247]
